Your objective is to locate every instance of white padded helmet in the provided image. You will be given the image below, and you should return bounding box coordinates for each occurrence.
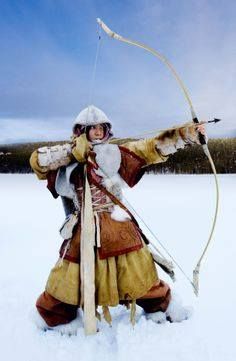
[72,105,113,139]
[74,105,111,125]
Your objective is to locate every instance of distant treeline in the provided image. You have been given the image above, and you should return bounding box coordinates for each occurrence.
[0,138,235,174]
[146,138,236,174]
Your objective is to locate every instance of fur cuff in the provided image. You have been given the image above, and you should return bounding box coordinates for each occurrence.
[155,122,201,156]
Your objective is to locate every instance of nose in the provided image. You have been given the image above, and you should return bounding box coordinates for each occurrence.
[95,127,103,134]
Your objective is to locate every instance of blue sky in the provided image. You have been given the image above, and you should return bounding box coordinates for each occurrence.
[0,0,235,143]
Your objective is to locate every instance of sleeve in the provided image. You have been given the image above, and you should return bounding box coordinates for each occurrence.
[29,143,73,180]
[121,138,169,166]
[122,121,202,164]
[118,146,149,187]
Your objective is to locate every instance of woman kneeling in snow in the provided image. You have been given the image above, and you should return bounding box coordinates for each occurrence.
[30,105,206,333]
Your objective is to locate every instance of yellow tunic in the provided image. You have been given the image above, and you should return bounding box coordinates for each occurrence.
[30,135,168,306]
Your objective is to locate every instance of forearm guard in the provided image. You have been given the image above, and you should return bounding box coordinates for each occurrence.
[37,143,72,170]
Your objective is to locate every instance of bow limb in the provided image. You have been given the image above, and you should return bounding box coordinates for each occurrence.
[97,18,196,119]
[97,18,220,296]
[192,150,220,295]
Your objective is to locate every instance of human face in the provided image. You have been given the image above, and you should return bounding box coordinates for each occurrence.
[88,124,105,141]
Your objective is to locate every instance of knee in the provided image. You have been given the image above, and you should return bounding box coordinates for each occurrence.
[136,280,171,313]
[36,291,77,327]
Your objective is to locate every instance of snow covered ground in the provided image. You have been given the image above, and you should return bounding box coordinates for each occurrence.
[0,173,235,361]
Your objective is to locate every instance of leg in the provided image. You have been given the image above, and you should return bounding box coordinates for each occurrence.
[36,291,78,327]
[136,280,171,313]
[137,280,192,323]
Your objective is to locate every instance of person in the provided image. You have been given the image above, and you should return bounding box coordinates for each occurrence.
[30,105,207,334]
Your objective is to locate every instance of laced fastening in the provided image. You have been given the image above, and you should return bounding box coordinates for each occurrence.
[90,185,114,212]
[91,185,114,249]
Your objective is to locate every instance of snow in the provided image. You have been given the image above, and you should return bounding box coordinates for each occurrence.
[0,173,236,361]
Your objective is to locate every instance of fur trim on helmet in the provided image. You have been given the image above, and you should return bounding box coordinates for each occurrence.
[73,105,113,138]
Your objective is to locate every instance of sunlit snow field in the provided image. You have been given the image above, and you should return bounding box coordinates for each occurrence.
[0,174,235,361]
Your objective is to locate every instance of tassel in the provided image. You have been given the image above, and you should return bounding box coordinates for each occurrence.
[148,245,176,282]
[130,300,136,326]
[192,263,200,296]
[94,212,101,247]
[54,258,63,269]
[102,306,112,326]
[54,240,71,269]
[125,301,130,310]
[96,308,101,322]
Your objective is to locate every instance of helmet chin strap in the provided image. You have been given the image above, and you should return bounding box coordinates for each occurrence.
[91,139,103,145]
[90,134,110,145]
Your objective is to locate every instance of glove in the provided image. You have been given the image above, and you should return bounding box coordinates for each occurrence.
[71,134,92,162]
